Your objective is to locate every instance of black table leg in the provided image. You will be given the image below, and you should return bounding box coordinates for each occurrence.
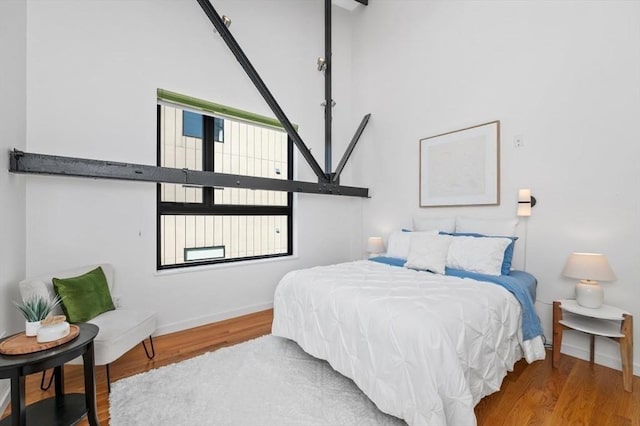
[82,341,99,426]
[53,365,65,406]
[10,372,25,426]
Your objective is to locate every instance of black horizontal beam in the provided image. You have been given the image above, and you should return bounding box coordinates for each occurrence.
[9,150,369,198]
[354,0,368,5]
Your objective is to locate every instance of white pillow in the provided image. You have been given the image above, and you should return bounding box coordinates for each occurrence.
[455,217,519,237]
[404,234,453,274]
[386,230,438,259]
[413,216,456,233]
[446,235,512,276]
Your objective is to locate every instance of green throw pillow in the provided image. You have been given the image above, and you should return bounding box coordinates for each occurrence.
[53,266,115,323]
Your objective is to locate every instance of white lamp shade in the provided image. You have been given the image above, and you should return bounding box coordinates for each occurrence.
[517,189,532,217]
[562,253,616,282]
[366,237,385,254]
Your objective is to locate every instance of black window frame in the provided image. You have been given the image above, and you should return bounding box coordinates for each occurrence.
[156,104,294,270]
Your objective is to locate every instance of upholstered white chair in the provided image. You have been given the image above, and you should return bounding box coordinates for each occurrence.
[19,263,157,392]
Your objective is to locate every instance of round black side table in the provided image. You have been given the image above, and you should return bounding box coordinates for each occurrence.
[0,323,99,426]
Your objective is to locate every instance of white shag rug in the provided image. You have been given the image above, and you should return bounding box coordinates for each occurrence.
[109,334,406,426]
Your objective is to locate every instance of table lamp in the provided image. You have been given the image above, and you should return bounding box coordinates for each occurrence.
[562,252,616,308]
[366,237,385,258]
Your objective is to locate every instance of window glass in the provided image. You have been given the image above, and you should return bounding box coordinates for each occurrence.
[157,102,292,269]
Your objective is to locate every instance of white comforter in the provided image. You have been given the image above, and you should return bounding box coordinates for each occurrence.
[272,261,530,426]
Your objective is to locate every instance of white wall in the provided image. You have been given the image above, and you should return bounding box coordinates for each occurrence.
[0,0,27,411]
[16,0,638,378]
[23,0,364,335]
[350,1,640,374]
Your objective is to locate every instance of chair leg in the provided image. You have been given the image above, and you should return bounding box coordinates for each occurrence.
[106,364,111,394]
[40,369,55,391]
[103,337,154,394]
[142,335,156,360]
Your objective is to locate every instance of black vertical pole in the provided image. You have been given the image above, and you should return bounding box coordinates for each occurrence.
[324,0,332,177]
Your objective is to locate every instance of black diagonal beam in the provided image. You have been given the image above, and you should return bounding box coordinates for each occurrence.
[196,0,328,183]
[9,151,369,198]
[354,0,368,4]
[332,113,371,183]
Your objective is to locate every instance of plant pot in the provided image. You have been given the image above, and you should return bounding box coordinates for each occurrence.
[25,320,41,337]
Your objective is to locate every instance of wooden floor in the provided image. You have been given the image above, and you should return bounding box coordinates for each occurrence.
[2,308,639,425]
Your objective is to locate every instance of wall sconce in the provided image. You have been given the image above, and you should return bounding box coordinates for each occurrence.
[366,237,385,258]
[517,189,537,217]
[562,252,616,308]
[517,188,537,271]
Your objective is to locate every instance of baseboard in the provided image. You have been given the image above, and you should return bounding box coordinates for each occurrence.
[0,380,9,419]
[561,342,640,376]
[154,302,274,336]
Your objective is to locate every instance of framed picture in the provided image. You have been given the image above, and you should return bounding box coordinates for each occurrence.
[419,120,500,207]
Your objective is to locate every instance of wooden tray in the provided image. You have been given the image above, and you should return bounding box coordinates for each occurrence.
[0,325,80,355]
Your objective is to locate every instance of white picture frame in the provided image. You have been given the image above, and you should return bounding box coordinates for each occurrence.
[419,120,500,207]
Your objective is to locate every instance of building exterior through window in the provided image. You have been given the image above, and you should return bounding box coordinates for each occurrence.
[157,91,293,269]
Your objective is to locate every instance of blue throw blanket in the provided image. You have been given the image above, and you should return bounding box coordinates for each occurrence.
[369,257,543,341]
[444,268,543,341]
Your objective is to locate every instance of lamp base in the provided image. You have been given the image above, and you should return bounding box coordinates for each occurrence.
[575,280,603,308]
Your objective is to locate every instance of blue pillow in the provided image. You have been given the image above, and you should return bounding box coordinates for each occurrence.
[440,232,517,275]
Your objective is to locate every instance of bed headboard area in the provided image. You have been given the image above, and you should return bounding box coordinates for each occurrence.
[403,215,527,272]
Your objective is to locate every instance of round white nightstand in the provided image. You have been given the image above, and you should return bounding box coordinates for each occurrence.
[552,299,633,392]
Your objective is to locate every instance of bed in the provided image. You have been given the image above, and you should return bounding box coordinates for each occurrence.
[272,252,546,425]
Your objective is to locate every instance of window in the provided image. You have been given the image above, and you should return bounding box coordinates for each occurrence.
[157,91,293,269]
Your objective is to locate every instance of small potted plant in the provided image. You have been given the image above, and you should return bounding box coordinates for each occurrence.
[14,295,63,337]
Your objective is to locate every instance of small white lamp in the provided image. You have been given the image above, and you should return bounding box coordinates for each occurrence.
[366,237,385,258]
[562,252,616,308]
